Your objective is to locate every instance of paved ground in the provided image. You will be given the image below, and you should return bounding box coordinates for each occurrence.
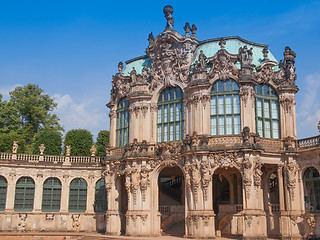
[0,232,241,240]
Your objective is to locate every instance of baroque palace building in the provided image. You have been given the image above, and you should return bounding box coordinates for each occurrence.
[0,5,320,239]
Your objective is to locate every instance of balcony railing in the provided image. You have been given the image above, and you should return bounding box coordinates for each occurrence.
[297,135,320,149]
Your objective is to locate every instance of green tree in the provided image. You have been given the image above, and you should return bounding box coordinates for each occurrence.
[64,129,93,156]
[32,130,62,155]
[0,132,26,153]
[8,84,64,143]
[95,130,110,156]
[0,94,21,134]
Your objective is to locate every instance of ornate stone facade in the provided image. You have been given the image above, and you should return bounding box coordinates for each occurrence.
[0,5,320,240]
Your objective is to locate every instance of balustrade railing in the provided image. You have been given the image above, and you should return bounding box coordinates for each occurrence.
[297,135,320,149]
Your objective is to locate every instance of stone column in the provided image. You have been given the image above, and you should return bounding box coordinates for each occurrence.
[60,176,70,213]
[109,110,117,147]
[279,91,297,139]
[242,152,267,239]
[239,84,256,133]
[86,176,95,214]
[5,174,16,211]
[33,174,44,212]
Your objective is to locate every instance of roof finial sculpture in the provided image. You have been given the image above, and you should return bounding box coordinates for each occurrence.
[219,38,226,49]
[262,47,269,61]
[191,24,197,36]
[184,22,191,36]
[163,5,174,31]
[148,32,154,45]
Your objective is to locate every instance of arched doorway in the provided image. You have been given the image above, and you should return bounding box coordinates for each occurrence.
[115,175,128,235]
[158,165,185,237]
[213,167,243,236]
[264,168,280,238]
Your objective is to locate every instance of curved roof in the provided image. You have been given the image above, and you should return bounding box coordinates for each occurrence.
[121,36,278,76]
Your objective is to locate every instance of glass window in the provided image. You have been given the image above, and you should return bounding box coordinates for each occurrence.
[116,98,130,147]
[42,178,61,212]
[94,179,108,213]
[157,87,184,142]
[255,84,280,139]
[14,177,35,211]
[0,176,7,211]
[210,80,241,136]
[303,167,320,212]
[69,178,87,212]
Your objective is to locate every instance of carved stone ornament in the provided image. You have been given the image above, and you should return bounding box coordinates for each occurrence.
[140,164,151,202]
[163,5,174,31]
[45,213,54,221]
[72,214,80,231]
[242,157,253,199]
[18,213,27,232]
[274,46,297,87]
[39,144,45,155]
[256,65,274,84]
[306,215,316,236]
[253,161,263,187]
[210,151,241,169]
[279,94,295,114]
[102,164,113,193]
[110,71,131,102]
[66,145,71,156]
[285,160,299,201]
[238,46,253,66]
[90,145,97,157]
[200,156,213,201]
[12,141,18,154]
[208,48,239,81]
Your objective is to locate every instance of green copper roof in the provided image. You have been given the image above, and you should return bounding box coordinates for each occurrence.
[122,36,278,76]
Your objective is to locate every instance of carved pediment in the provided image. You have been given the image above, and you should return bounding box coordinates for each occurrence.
[208,48,239,81]
[110,65,131,102]
[146,30,198,90]
[255,61,277,84]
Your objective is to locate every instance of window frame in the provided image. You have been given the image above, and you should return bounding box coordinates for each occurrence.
[14,177,35,212]
[157,87,184,143]
[255,84,280,139]
[116,98,130,147]
[94,178,108,213]
[0,176,7,211]
[42,177,62,212]
[210,79,241,136]
[68,178,87,212]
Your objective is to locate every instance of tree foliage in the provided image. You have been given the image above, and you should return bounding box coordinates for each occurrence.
[4,84,64,144]
[64,129,93,156]
[96,130,110,156]
[32,130,62,155]
[0,132,26,153]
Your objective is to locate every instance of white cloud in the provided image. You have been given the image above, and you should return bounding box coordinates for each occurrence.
[0,84,21,100]
[53,93,108,138]
[296,73,320,138]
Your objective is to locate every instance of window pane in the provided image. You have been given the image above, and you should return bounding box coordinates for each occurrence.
[234,115,241,134]
[226,95,232,114]
[211,117,217,135]
[218,116,225,135]
[264,101,270,118]
[164,124,168,142]
[218,96,224,114]
[271,100,278,119]
[170,104,174,121]
[233,96,240,114]
[176,104,181,121]
[169,123,174,141]
[257,99,262,117]
[211,97,216,115]
[264,120,271,138]
[175,122,180,140]
[218,81,224,92]
[272,120,279,139]
[226,80,232,91]
[226,116,232,134]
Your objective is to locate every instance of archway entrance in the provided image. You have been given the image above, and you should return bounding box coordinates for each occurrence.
[213,167,243,236]
[158,165,185,237]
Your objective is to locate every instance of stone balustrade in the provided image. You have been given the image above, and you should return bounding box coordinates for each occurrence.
[298,135,320,149]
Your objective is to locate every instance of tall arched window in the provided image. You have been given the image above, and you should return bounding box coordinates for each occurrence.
[0,176,7,211]
[116,98,130,147]
[14,177,35,211]
[210,79,241,135]
[255,84,280,139]
[157,87,184,142]
[303,167,320,212]
[69,178,87,212]
[42,178,62,212]
[94,178,108,213]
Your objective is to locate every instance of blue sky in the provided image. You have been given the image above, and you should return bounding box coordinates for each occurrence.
[0,1,319,139]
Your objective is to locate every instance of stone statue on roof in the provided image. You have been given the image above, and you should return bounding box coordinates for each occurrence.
[163,5,174,30]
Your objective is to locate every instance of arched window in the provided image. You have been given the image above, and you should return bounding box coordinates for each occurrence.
[94,178,108,213]
[116,98,130,147]
[14,177,35,211]
[0,176,7,211]
[157,87,184,142]
[303,167,320,212]
[42,178,62,212]
[255,84,280,139]
[69,178,87,212]
[210,79,241,135]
